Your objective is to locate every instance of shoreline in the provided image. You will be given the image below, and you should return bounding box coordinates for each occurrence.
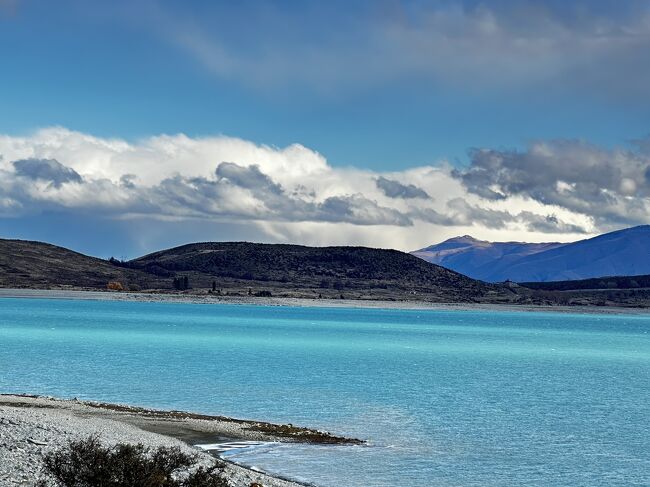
[0,287,648,315]
[0,394,361,486]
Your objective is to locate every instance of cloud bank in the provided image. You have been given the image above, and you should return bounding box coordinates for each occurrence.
[455,140,650,230]
[1,127,647,256]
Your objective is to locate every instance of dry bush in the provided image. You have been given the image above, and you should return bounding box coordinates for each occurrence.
[38,436,228,487]
[107,281,124,291]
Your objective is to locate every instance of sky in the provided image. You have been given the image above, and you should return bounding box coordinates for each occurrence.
[1,0,650,258]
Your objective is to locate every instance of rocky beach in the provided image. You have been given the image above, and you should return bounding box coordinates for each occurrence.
[0,395,360,487]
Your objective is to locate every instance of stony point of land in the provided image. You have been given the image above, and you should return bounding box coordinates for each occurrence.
[0,394,363,487]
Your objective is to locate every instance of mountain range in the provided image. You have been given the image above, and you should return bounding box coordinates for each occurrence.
[412,225,650,282]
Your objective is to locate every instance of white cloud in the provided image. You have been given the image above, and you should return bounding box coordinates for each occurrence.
[0,127,620,255]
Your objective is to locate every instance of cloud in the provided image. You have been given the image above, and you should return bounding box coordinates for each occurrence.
[140,1,650,98]
[317,194,412,226]
[409,199,506,228]
[13,158,83,188]
[518,211,588,234]
[408,197,585,233]
[216,162,283,195]
[376,177,429,199]
[160,163,411,226]
[453,139,650,229]
[445,198,516,229]
[0,127,635,256]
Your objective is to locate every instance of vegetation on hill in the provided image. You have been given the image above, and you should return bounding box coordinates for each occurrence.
[127,242,507,302]
[520,274,650,291]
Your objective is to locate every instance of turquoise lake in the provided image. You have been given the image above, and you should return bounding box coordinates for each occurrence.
[1,297,649,486]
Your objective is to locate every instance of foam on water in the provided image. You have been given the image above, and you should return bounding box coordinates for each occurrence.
[1,298,649,486]
[195,440,276,455]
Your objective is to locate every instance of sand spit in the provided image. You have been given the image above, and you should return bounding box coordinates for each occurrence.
[0,394,360,486]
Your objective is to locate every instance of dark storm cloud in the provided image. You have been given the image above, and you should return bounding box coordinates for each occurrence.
[453,140,650,227]
[518,212,588,234]
[216,162,284,195]
[376,177,430,199]
[13,158,83,188]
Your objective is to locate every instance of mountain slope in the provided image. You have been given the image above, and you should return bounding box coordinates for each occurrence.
[501,225,650,282]
[412,236,563,281]
[129,242,508,302]
[413,225,650,282]
[0,239,166,289]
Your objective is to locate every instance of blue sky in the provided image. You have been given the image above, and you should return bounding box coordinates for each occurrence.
[2,0,648,169]
[1,0,650,256]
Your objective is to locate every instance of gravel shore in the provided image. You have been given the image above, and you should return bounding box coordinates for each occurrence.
[0,287,646,315]
[0,395,315,487]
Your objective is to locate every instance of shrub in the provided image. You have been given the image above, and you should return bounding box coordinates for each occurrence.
[37,436,227,487]
[107,281,124,291]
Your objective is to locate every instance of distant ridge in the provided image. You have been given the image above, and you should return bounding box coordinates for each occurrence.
[412,225,650,282]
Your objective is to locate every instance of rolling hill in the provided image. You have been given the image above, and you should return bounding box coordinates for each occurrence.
[413,225,650,282]
[128,242,509,302]
[0,238,513,303]
[3,237,649,307]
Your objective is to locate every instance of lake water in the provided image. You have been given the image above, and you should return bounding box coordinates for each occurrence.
[1,297,649,486]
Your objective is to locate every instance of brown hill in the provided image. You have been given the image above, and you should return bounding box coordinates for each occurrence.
[0,239,166,291]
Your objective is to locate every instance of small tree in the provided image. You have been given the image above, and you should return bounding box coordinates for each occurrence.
[172,276,190,291]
